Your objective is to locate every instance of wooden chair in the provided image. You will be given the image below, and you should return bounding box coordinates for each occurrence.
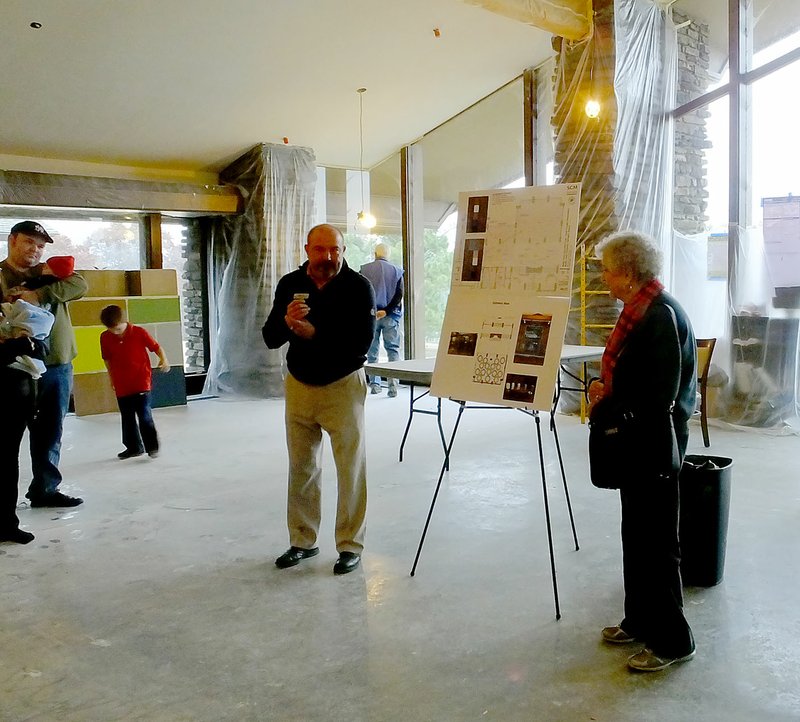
[696,338,717,447]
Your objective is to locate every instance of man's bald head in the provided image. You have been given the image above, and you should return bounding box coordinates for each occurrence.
[307,223,344,246]
[305,224,346,286]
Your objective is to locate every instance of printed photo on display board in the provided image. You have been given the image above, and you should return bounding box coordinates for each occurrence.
[431,290,571,410]
[431,184,580,411]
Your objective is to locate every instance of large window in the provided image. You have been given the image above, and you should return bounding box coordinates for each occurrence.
[750,1,800,71]
[672,1,800,424]
[1,212,208,374]
[417,78,525,352]
[673,1,728,105]
[0,216,140,270]
[750,55,800,223]
[163,218,206,373]
[324,159,405,363]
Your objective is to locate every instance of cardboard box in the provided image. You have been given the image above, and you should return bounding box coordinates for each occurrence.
[73,372,117,416]
[78,270,129,298]
[127,269,178,297]
[69,298,128,327]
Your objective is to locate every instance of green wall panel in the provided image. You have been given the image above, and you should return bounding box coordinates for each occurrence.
[127,297,181,324]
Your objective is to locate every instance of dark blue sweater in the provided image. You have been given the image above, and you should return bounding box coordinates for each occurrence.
[262,260,375,386]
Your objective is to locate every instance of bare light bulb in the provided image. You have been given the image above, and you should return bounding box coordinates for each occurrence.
[357,211,377,230]
[585,99,601,119]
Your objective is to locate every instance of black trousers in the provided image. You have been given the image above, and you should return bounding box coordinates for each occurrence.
[0,370,35,532]
[118,392,159,454]
[619,425,694,658]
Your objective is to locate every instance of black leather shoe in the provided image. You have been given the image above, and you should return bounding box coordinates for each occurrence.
[333,552,361,575]
[0,528,35,544]
[118,449,144,459]
[275,546,320,569]
[29,492,84,508]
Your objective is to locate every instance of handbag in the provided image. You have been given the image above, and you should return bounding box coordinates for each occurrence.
[588,401,635,489]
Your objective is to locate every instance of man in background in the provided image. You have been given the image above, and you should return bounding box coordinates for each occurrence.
[359,242,403,397]
[1,221,87,507]
[263,224,375,575]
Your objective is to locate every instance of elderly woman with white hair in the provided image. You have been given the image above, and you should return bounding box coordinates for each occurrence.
[588,230,697,672]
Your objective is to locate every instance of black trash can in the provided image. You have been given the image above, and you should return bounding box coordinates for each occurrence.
[678,455,733,586]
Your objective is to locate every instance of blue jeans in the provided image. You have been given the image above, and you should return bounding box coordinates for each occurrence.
[118,392,159,454]
[27,362,73,499]
[367,315,401,387]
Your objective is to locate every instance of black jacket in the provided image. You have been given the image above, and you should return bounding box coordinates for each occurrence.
[262,261,375,386]
[610,291,697,426]
[594,291,697,475]
[0,336,48,368]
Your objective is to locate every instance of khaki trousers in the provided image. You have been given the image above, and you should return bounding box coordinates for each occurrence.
[284,369,367,553]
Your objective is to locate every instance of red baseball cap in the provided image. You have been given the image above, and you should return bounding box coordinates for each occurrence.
[45,255,75,278]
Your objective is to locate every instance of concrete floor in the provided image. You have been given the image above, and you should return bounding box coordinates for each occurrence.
[2,388,799,721]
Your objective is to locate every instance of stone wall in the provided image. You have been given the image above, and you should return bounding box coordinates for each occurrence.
[673,11,713,235]
[180,218,206,373]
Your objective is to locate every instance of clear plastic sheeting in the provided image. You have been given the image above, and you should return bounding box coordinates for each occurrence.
[718,225,800,433]
[554,0,687,412]
[611,2,800,432]
[613,0,677,284]
[550,1,617,414]
[203,143,316,398]
[676,225,800,432]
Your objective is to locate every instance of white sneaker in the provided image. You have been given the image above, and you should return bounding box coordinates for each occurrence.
[370,383,382,395]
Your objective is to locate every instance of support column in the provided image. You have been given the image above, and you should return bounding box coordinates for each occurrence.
[141,212,163,269]
[523,67,537,187]
[401,144,425,359]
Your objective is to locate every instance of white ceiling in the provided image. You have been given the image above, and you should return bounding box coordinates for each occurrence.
[0,0,554,176]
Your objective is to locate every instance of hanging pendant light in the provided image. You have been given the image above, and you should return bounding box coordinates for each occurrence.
[356,87,377,230]
[584,47,601,119]
[585,98,601,119]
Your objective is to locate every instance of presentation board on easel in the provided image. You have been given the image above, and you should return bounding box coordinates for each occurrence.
[430,184,581,411]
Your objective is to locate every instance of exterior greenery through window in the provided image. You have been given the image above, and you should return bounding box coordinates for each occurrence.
[344,230,453,345]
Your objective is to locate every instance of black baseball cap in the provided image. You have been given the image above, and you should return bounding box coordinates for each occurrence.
[10,220,54,243]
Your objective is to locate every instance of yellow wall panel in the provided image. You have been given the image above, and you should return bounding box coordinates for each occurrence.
[73,326,106,374]
[69,298,129,327]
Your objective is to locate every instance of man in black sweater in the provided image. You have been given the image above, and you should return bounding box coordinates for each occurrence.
[263,224,375,575]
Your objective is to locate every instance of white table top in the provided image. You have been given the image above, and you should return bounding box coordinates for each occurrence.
[365,344,604,385]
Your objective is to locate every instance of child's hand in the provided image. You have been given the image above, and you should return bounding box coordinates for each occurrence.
[158,361,171,373]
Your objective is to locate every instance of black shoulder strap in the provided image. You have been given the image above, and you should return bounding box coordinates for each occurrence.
[663,302,681,412]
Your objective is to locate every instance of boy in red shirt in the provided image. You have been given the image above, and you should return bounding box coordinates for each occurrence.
[100,305,170,459]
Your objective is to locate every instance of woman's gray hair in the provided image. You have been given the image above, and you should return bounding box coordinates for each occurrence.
[595,230,662,283]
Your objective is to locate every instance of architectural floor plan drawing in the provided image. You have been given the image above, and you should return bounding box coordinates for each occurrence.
[451,185,580,296]
[431,184,581,411]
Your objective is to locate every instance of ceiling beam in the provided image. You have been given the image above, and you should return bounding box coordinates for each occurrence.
[0,171,240,216]
[461,0,592,40]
